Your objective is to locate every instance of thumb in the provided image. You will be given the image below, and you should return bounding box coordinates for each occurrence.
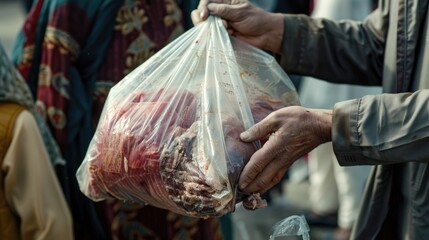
[207,3,241,21]
[240,120,272,142]
[191,0,209,25]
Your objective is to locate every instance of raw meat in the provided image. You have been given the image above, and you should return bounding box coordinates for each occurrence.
[83,88,281,217]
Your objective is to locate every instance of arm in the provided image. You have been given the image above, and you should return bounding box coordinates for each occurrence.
[237,90,429,194]
[333,90,429,165]
[279,4,388,86]
[3,111,73,240]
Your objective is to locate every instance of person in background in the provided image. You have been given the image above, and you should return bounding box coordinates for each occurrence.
[193,0,429,239]
[12,0,224,239]
[0,42,73,240]
[298,0,380,239]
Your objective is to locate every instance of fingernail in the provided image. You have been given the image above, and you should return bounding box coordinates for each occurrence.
[240,131,250,141]
[200,11,205,19]
[240,182,248,190]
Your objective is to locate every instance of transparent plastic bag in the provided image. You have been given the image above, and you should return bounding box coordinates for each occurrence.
[270,215,310,240]
[76,16,300,218]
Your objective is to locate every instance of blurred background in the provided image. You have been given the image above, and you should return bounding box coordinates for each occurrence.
[0,0,25,56]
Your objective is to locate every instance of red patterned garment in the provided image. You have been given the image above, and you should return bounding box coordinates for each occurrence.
[95,1,225,239]
[13,0,224,239]
[95,2,224,239]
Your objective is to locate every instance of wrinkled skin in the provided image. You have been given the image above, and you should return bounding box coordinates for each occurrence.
[239,106,332,194]
[191,0,285,54]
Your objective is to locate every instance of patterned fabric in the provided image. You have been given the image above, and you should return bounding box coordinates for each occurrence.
[13,1,125,239]
[0,43,63,166]
[96,1,223,239]
[13,0,224,239]
[104,202,223,240]
[94,0,185,127]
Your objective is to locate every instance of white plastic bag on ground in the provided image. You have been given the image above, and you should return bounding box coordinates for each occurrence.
[270,215,310,240]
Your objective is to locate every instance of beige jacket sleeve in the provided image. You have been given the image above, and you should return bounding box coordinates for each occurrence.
[3,110,73,240]
[332,90,429,166]
[277,1,429,165]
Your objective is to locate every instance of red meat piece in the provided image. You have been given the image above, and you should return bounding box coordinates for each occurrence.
[83,88,282,217]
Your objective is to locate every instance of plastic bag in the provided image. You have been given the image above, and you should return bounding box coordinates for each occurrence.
[270,215,310,240]
[76,16,300,218]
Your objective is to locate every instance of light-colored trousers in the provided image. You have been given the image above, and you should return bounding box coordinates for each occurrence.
[308,142,371,228]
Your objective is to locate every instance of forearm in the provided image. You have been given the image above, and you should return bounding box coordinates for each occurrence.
[332,90,429,165]
[311,108,333,143]
[279,14,384,86]
[260,12,285,54]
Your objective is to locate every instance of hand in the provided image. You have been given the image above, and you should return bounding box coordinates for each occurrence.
[238,106,333,194]
[191,0,285,53]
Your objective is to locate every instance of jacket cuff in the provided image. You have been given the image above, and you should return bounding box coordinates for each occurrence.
[332,99,369,166]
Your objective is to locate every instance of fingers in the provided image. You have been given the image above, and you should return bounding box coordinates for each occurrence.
[191,10,202,25]
[240,116,274,142]
[207,2,244,21]
[242,160,288,194]
[239,148,271,190]
[238,133,283,190]
[191,0,210,25]
[191,0,248,25]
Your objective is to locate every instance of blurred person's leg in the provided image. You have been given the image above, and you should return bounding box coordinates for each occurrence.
[334,162,370,229]
[308,143,339,216]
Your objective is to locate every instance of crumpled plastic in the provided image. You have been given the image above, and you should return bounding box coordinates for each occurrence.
[270,215,310,240]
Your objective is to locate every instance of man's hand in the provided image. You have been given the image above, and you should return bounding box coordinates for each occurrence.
[238,106,333,194]
[191,0,285,53]
[192,0,248,25]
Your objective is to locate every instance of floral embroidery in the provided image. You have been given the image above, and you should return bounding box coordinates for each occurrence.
[164,0,182,27]
[94,82,115,99]
[38,64,52,86]
[164,0,184,43]
[166,212,200,240]
[36,100,47,120]
[113,0,184,75]
[115,2,148,35]
[21,45,35,64]
[115,1,155,75]
[47,106,66,129]
[52,74,70,99]
[109,201,159,240]
[44,26,80,59]
[124,34,155,74]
